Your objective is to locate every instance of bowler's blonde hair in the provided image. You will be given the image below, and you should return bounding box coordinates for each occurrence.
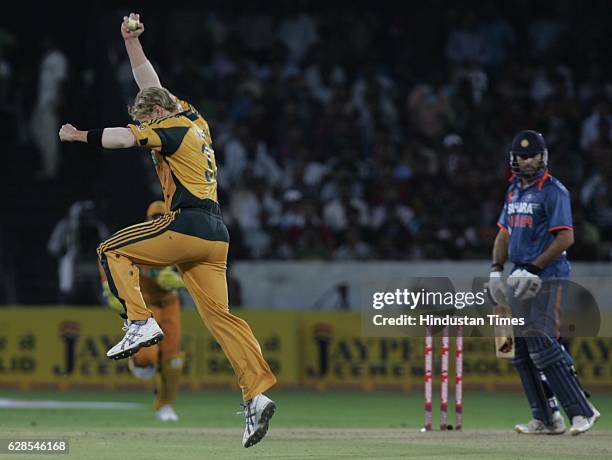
[128,87,182,121]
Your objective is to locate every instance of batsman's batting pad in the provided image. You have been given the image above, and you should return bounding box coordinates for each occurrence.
[560,344,591,399]
[528,337,593,419]
[512,337,554,425]
[155,352,185,410]
[539,373,560,413]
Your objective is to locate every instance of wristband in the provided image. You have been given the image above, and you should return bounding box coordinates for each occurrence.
[87,128,104,147]
[524,263,543,275]
[491,263,504,272]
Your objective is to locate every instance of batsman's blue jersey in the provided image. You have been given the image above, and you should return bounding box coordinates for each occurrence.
[497,171,573,277]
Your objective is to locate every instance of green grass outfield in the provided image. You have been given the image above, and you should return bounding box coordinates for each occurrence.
[1,390,611,459]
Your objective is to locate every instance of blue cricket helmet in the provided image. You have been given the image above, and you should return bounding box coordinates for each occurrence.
[509,130,548,179]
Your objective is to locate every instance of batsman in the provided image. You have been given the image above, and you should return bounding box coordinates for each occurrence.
[488,130,600,435]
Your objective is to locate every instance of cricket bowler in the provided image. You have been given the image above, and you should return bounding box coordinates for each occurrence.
[59,13,277,447]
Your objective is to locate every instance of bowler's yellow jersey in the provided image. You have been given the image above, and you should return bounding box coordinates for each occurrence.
[128,99,218,211]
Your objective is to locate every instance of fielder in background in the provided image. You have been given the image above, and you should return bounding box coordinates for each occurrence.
[101,200,185,422]
[488,130,600,436]
[59,12,277,448]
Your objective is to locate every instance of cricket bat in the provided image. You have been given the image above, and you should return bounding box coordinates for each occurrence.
[494,304,515,358]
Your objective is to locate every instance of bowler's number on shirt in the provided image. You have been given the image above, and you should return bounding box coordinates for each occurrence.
[202,145,217,183]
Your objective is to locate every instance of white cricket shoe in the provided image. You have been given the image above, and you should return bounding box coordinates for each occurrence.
[106,318,164,360]
[241,394,276,448]
[570,404,600,436]
[156,404,179,422]
[589,401,601,424]
[515,411,565,435]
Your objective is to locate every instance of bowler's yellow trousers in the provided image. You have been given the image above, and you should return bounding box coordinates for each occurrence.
[98,202,276,400]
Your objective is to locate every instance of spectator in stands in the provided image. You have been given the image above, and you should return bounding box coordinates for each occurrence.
[478,4,516,70]
[278,5,318,65]
[580,101,612,152]
[0,40,13,111]
[30,37,68,179]
[407,83,451,141]
[333,227,371,260]
[220,125,283,189]
[446,10,491,67]
[580,155,612,231]
[230,174,281,258]
[323,181,369,233]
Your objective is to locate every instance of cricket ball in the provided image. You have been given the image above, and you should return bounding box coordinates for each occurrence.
[127,19,139,31]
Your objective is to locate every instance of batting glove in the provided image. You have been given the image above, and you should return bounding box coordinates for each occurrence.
[507,265,542,300]
[156,267,185,290]
[102,281,125,315]
[487,271,507,305]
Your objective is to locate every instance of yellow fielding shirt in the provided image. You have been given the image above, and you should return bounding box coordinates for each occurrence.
[128,99,218,211]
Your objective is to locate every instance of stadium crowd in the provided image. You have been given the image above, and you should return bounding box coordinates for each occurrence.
[1,1,611,301]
